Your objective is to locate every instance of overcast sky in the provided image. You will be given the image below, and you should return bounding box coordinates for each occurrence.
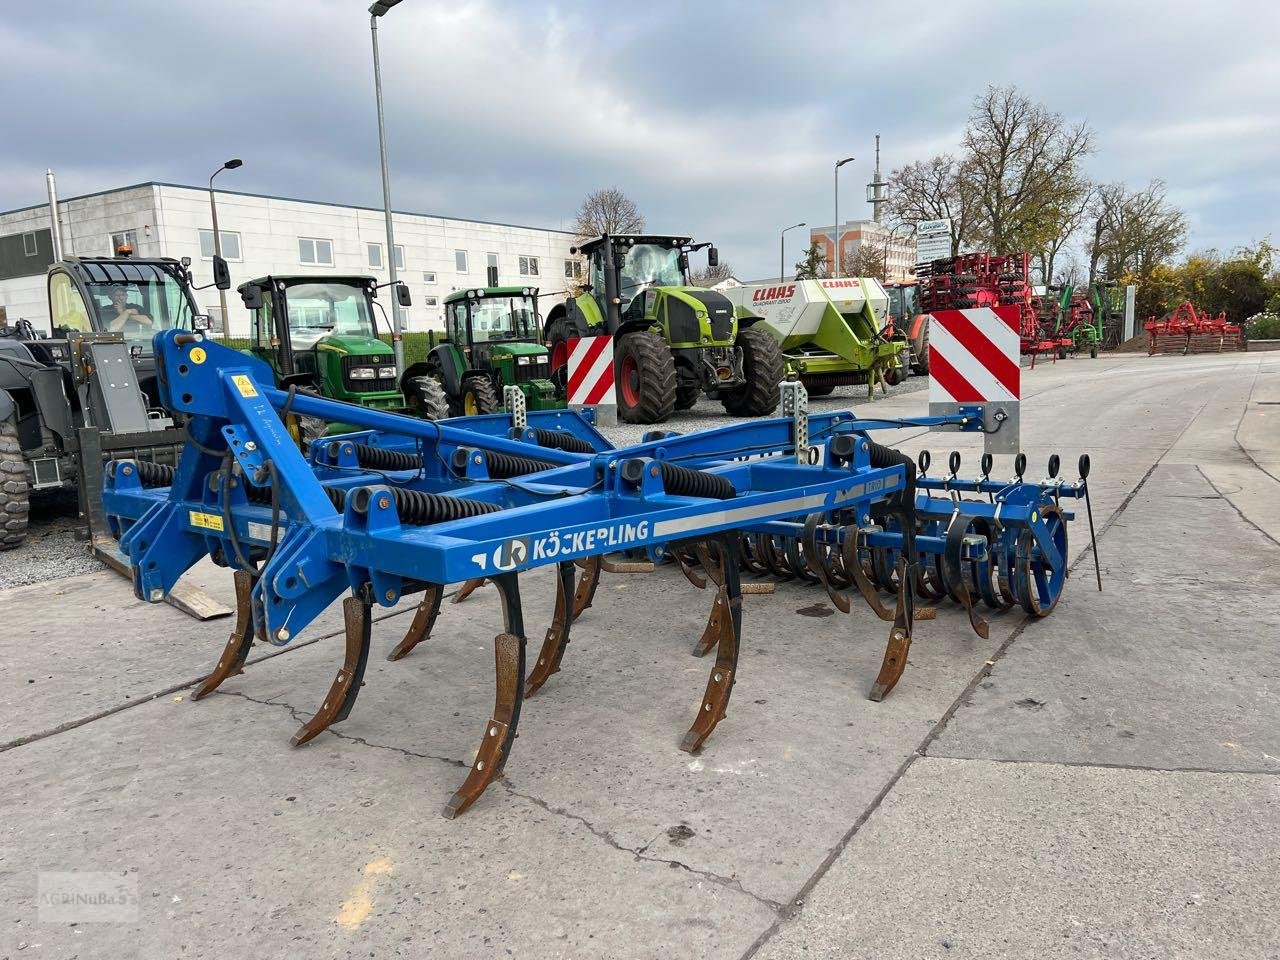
[2,1,1276,280]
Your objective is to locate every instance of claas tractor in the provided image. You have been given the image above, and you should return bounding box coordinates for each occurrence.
[427,286,561,416]
[543,234,784,423]
[238,275,449,429]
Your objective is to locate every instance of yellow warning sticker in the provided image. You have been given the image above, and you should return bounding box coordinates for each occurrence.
[189,347,207,365]
[231,374,258,398]
[189,510,225,532]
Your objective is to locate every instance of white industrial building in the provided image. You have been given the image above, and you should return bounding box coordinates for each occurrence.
[0,181,580,335]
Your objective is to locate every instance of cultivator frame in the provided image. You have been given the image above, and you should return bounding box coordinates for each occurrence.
[102,333,1097,818]
[1145,302,1244,355]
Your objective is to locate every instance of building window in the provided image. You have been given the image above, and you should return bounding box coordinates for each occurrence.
[199,229,242,261]
[367,243,383,268]
[455,250,468,273]
[422,271,437,284]
[394,245,405,271]
[564,259,582,280]
[422,296,439,307]
[299,237,334,266]
[110,229,138,256]
[22,232,38,257]
[519,256,539,277]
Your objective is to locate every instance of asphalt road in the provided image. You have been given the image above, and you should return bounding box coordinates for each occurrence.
[1,351,1277,959]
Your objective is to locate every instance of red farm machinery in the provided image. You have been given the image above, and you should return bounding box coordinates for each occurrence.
[1144,302,1244,355]
[917,252,1071,365]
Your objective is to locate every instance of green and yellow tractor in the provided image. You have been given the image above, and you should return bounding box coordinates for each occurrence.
[426,286,562,415]
[543,234,784,423]
[238,275,449,428]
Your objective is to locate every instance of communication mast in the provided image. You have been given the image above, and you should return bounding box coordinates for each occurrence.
[866,134,889,223]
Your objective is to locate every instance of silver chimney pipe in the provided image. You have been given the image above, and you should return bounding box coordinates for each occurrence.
[45,169,64,260]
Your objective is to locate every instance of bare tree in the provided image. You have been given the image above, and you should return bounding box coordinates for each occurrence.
[884,154,979,256]
[1034,176,1094,285]
[1089,180,1187,283]
[689,261,734,287]
[962,85,1094,254]
[573,187,646,242]
[841,245,888,282]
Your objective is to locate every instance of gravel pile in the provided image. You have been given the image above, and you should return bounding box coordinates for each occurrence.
[598,376,928,448]
[0,491,101,590]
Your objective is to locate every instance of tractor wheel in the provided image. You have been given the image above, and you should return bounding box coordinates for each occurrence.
[460,376,501,417]
[1089,344,1099,359]
[405,375,450,421]
[615,332,677,424]
[0,416,30,551]
[722,326,784,417]
[911,327,931,376]
[1057,346,1068,360]
[546,318,576,392]
[675,382,701,410]
[882,364,905,387]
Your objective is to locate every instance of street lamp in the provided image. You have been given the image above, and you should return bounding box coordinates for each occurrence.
[780,222,806,282]
[370,0,406,374]
[832,156,854,278]
[209,158,242,330]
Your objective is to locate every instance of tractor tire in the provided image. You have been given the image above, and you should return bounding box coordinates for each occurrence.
[0,416,30,551]
[882,364,905,387]
[911,327,931,376]
[459,376,501,417]
[546,318,577,393]
[615,332,677,424]
[1057,346,1069,360]
[1090,345,1099,359]
[675,382,701,410]
[722,326,784,417]
[405,375,450,421]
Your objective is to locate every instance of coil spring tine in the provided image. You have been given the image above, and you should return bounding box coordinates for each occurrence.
[941,512,989,640]
[842,528,895,622]
[785,535,820,584]
[802,514,851,614]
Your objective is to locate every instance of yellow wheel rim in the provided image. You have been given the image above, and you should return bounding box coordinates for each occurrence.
[464,392,478,416]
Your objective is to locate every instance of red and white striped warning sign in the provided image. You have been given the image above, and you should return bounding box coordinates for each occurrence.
[567,335,616,406]
[927,306,1021,403]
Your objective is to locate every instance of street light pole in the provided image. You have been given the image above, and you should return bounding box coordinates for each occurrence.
[208,158,242,331]
[833,156,854,279]
[370,0,406,374]
[780,222,805,282]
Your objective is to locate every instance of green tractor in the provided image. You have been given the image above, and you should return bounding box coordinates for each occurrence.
[543,234,783,423]
[238,275,449,427]
[426,285,562,416]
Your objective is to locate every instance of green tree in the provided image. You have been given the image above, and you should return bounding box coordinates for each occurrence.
[794,242,829,280]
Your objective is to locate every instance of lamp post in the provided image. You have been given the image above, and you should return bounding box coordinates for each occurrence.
[832,156,854,278]
[780,222,805,282]
[209,158,242,330]
[370,0,406,374]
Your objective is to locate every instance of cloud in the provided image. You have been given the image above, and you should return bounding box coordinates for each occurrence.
[0,0,1276,277]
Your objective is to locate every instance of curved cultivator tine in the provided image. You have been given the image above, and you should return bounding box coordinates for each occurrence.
[291,594,373,746]
[681,537,742,753]
[192,569,259,700]
[942,512,990,640]
[572,554,602,620]
[526,561,576,697]
[443,573,526,819]
[386,584,444,661]
[869,560,916,702]
[452,577,488,605]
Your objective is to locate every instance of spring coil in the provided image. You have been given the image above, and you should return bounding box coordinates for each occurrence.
[531,428,594,454]
[131,461,176,488]
[346,443,421,472]
[657,461,736,500]
[481,450,558,479]
[381,488,500,525]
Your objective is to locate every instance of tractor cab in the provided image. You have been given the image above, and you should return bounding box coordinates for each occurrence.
[430,286,559,415]
[239,275,407,411]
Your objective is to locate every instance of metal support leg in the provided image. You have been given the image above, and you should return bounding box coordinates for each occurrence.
[291,593,373,745]
[525,561,576,697]
[386,584,443,661]
[192,569,258,700]
[442,572,526,819]
[681,537,741,753]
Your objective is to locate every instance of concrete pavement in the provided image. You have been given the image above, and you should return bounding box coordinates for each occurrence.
[1,351,1277,959]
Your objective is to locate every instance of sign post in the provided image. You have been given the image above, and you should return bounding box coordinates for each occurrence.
[927,305,1021,455]
[567,335,617,427]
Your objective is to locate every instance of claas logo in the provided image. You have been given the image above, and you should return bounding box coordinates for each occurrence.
[752,285,795,303]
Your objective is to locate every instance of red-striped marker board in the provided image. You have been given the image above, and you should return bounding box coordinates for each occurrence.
[927,306,1021,454]
[567,335,616,406]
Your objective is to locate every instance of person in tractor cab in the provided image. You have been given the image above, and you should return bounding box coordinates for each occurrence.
[103,285,153,333]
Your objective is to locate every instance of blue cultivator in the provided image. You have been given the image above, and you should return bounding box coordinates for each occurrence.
[103,332,1097,817]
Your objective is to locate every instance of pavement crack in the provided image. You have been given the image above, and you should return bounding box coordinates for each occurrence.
[212,690,468,768]
[500,778,784,912]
